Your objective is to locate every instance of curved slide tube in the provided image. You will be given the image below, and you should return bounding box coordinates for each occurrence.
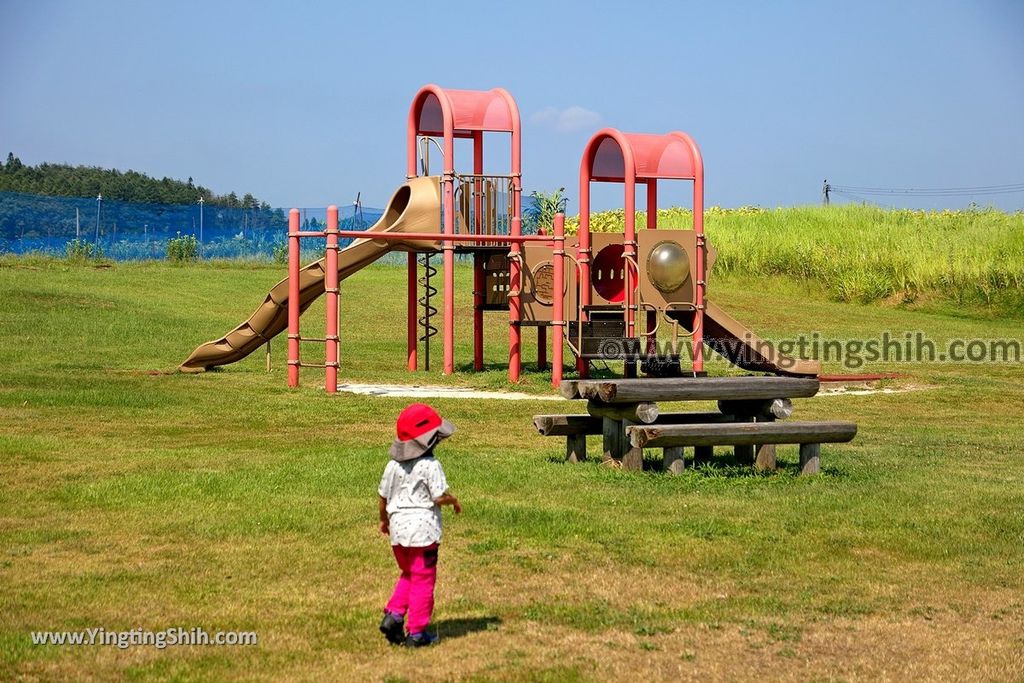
[180,176,442,372]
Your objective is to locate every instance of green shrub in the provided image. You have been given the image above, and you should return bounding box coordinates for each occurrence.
[271,242,288,265]
[65,239,104,261]
[167,232,199,262]
[525,188,568,234]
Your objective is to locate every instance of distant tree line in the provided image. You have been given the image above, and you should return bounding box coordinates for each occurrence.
[0,152,270,209]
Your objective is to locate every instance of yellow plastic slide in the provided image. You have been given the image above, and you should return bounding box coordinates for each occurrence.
[179,176,441,372]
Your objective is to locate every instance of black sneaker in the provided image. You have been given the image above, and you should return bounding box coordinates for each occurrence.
[379,612,405,645]
[405,632,439,647]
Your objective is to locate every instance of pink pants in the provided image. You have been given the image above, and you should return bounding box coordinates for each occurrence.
[385,543,438,634]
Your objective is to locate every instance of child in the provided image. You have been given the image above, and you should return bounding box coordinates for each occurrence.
[378,403,461,647]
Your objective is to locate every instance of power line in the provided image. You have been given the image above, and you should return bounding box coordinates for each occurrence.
[832,181,1024,192]
[828,181,1024,197]
[831,189,878,205]
[832,188,1024,196]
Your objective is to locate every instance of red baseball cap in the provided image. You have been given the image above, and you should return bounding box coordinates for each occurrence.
[389,403,456,462]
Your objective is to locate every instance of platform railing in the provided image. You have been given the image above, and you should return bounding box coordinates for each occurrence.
[454,173,514,240]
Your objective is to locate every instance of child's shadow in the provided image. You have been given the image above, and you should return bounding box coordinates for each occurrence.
[434,616,501,639]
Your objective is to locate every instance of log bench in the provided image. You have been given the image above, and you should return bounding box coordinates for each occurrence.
[533,412,733,465]
[627,421,857,475]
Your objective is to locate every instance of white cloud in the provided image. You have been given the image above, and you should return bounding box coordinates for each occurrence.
[530,105,601,133]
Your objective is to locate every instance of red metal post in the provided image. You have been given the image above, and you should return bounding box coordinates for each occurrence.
[623,162,637,379]
[508,216,522,382]
[472,132,484,370]
[407,254,417,371]
[442,192,455,375]
[441,131,456,376]
[406,95,420,372]
[287,208,300,388]
[500,88,523,233]
[324,205,339,393]
[551,212,565,388]
[623,173,637,338]
[473,252,485,370]
[692,167,705,374]
[508,97,523,383]
[473,131,484,231]
[577,167,591,379]
[646,180,658,355]
[646,180,658,228]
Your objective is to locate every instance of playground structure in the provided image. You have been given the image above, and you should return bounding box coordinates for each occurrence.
[180,84,822,390]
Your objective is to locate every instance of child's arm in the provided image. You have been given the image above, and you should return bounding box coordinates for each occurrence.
[378,495,389,535]
[433,491,462,514]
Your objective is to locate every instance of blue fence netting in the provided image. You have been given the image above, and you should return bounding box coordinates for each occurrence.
[0,190,546,261]
[0,191,385,260]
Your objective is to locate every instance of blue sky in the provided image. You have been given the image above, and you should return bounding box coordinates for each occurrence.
[2,1,1022,211]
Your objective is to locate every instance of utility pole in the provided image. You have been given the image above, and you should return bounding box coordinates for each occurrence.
[198,196,204,243]
[95,193,103,243]
[76,208,80,240]
[822,180,830,206]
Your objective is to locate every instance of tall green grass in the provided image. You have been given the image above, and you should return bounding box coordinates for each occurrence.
[566,204,1024,311]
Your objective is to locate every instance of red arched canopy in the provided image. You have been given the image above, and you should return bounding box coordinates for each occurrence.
[587,131,702,182]
[409,85,519,138]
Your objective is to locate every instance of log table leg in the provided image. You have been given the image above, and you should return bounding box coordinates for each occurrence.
[694,445,714,466]
[621,420,643,471]
[566,434,587,463]
[622,447,643,471]
[755,443,777,471]
[664,446,685,475]
[603,417,643,471]
[734,416,755,465]
[799,443,821,475]
[602,417,624,464]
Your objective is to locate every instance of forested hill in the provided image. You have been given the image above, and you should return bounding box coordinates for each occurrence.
[0,153,269,209]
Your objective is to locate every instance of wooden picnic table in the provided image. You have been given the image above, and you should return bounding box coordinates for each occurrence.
[538,376,856,474]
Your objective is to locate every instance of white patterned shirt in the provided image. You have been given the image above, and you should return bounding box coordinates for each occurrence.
[378,456,449,547]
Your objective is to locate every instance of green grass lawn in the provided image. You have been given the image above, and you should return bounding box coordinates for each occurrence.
[1,258,1022,681]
